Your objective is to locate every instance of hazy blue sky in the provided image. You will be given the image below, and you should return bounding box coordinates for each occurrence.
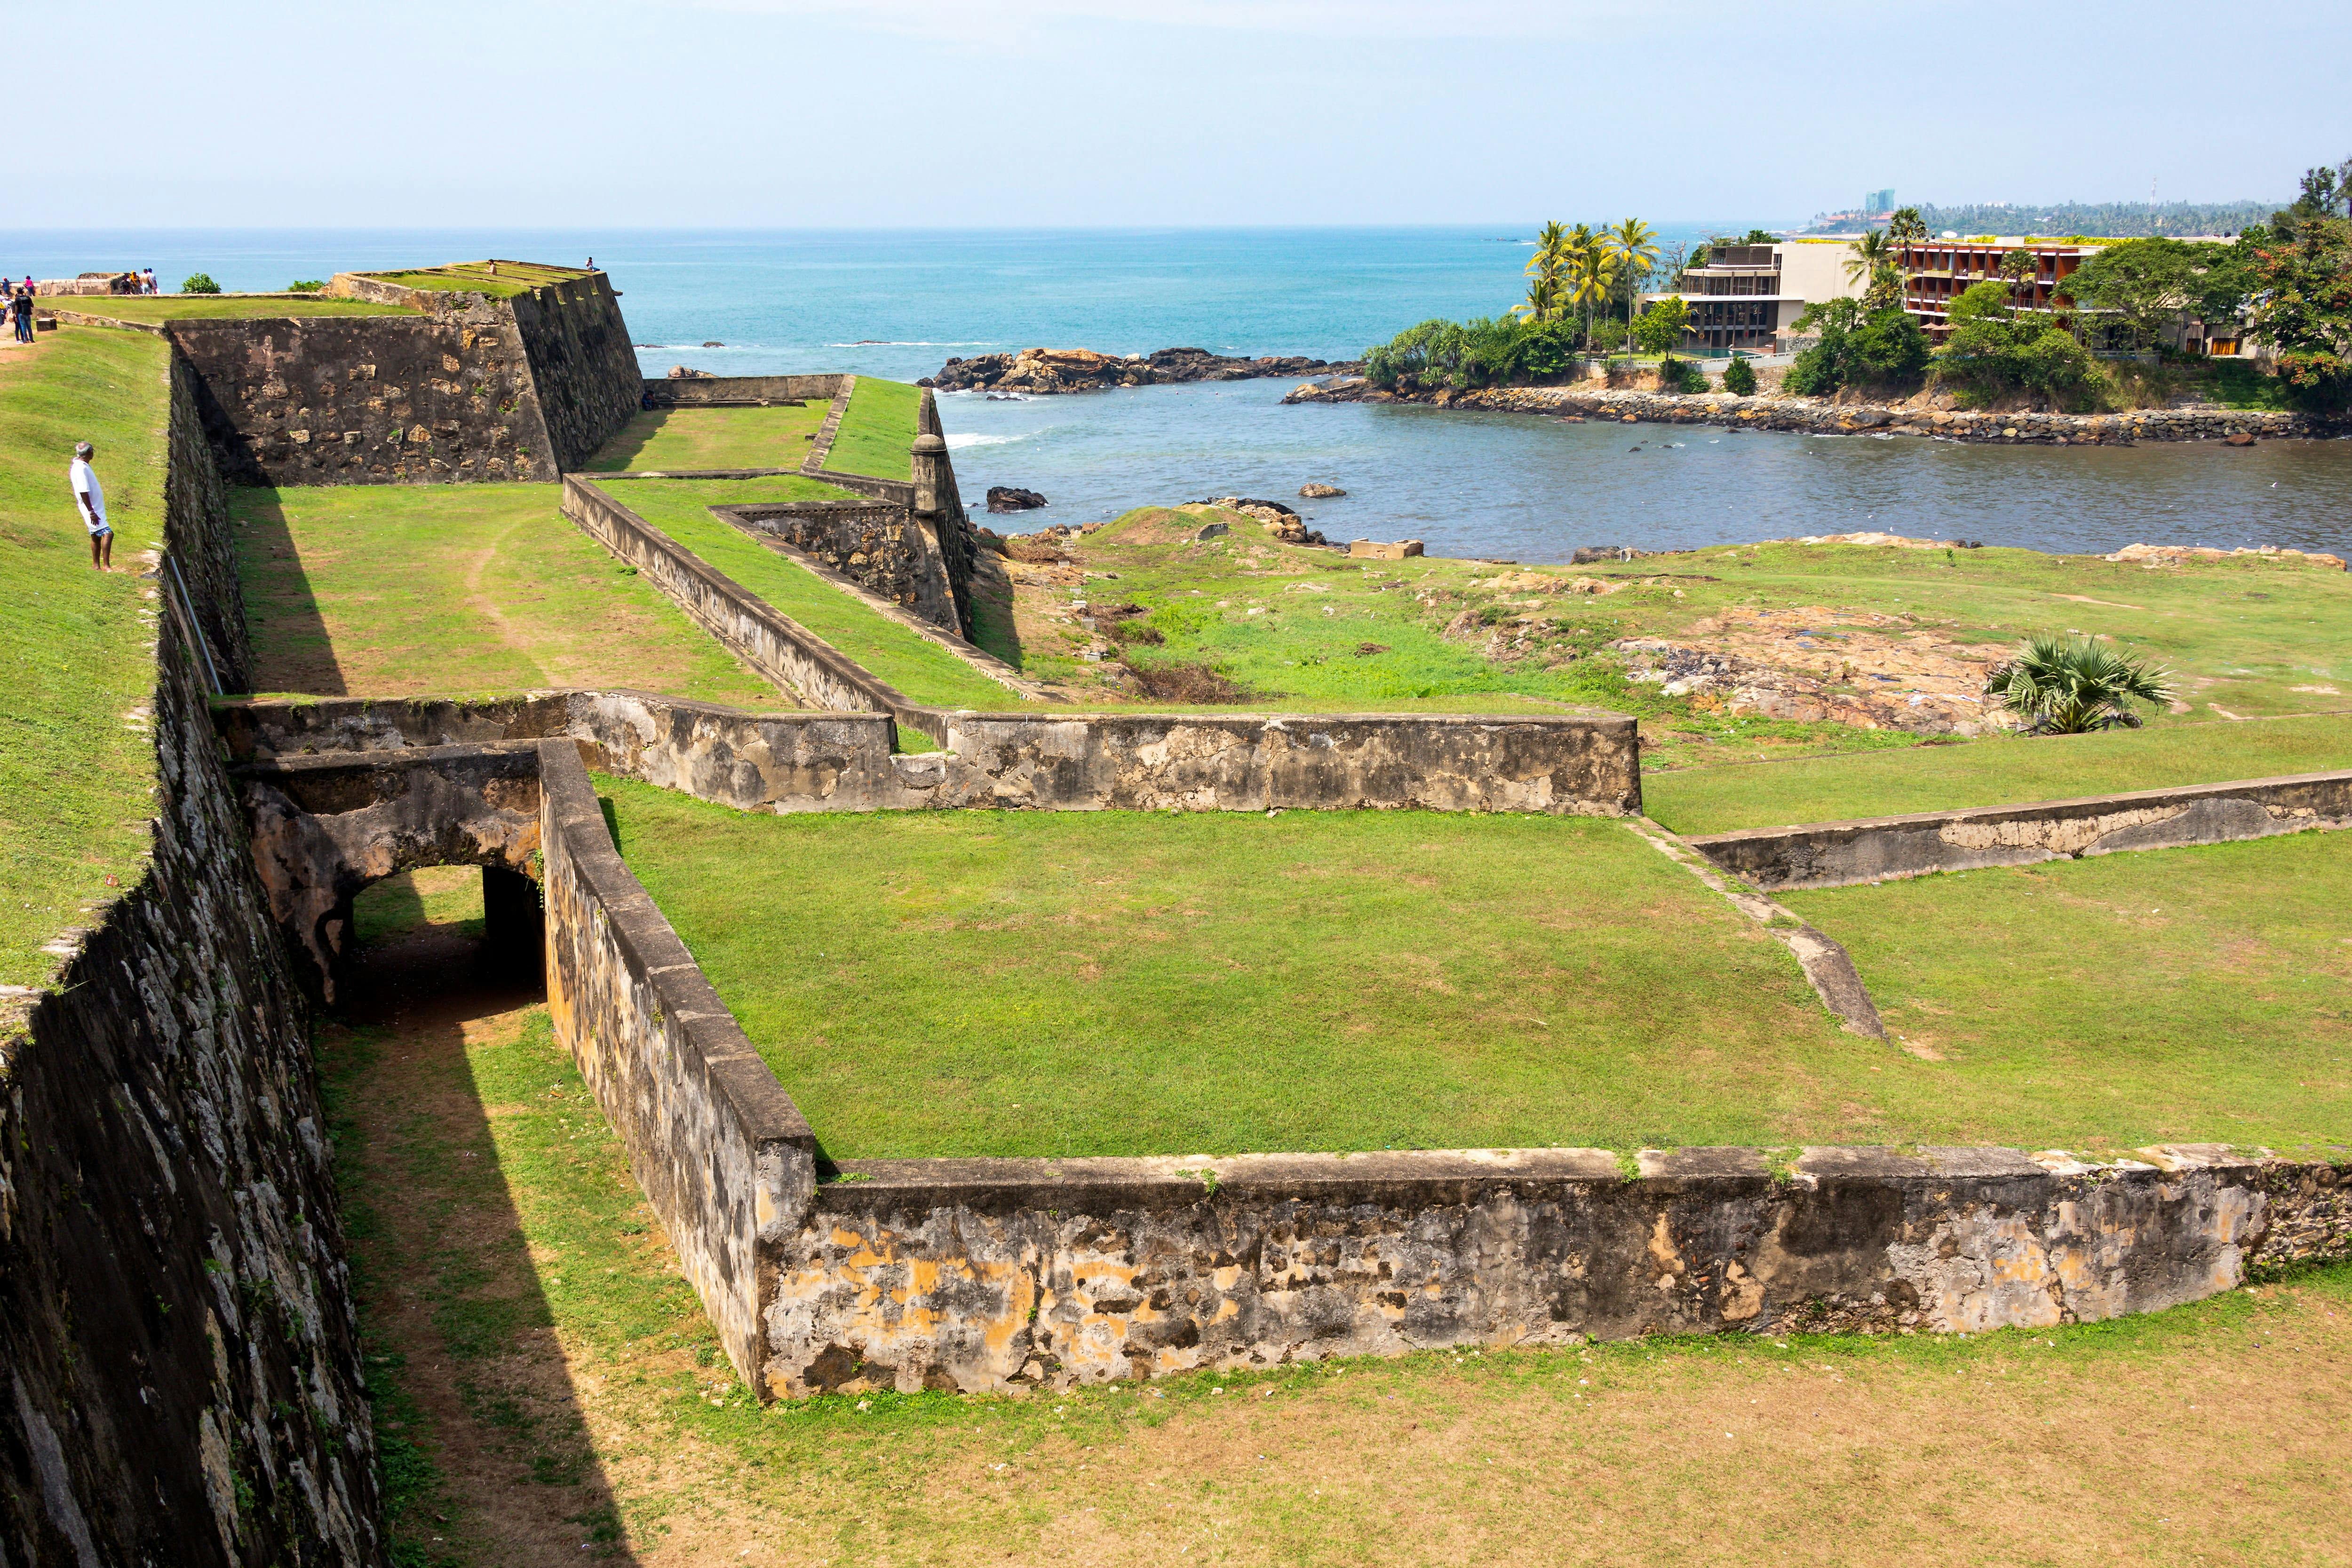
[16,0,2340,228]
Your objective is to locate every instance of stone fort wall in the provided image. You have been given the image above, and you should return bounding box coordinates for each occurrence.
[165,271,638,486]
[2,367,382,1563]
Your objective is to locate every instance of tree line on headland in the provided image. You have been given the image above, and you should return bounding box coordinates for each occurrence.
[1361,160,2352,413]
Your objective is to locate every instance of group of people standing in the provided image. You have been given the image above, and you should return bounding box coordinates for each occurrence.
[8,276,36,343]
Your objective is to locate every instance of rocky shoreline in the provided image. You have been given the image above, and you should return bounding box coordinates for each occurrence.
[1282,377,2339,445]
[925,345,1363,394]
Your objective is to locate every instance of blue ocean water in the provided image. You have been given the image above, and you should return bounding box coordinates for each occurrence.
[5,227,2346,558]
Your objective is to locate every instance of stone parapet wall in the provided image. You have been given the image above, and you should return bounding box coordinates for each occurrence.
[165,350,254,687]
[2,381,383,1560]
[722,499,961,633]
[537,741,817,1389]
[1286,377,2342,445]
[1688,770,2352,891]
[777,1144,2349,1395]
[560,477,939,737]
[642,374,853,408]
[933,711,1643,814]
[509,275,641,470]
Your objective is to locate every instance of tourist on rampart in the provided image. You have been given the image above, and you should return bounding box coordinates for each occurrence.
[10,290,30,344]
[143,267,157,294]
[71,442,111,571]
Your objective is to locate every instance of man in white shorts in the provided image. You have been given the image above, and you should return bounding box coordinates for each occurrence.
[71,441,111,571]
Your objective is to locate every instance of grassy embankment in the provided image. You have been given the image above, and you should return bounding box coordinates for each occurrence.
[47,296,419,321]
[360,262,588,301]
[1782,833,2352,1111]
[583,403,830,473]
[0,327,172,991]
[1647,710,2352,834]
[597,479,1020,711]
[1022,514,2350,763]
[325,917,2352,1566]
[821,374,923,481]
[601,776,2350,1159]
[232,484,781,705]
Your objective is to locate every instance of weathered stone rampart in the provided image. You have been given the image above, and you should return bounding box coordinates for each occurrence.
[1687,770,2352,891]
[721,498,963,632]
[774,1143,2349,1395]
[3,370,382,1561]
[537,741,817,1389]
[159,271,638,486]
[641,373,851,408]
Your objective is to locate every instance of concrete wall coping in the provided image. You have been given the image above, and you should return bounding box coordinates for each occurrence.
[537,739,816,1155]
[1684,767,2352,845]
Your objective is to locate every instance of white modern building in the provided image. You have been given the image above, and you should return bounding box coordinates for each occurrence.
[1642,239,1867,353]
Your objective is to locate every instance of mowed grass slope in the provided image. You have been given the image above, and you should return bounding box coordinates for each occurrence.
[599,479,1020,710]
[49,296,417,321]
[0,327,170,989]
[334,963,2352,1568]
[584,403,829,473]
[1648,711,2352,834]
[821,375,922,480]
[234,484,780,704]
[604,780,1877,1160]
[1782,833,2352,1155]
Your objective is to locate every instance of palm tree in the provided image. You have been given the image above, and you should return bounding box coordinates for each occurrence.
[1999,248,2040,311]
[1886,207,1928,246]
[1843,228,1902,310]
[1513,221,1571,323]
[1984,636,2175,733]
[1606,218,1659,338]
[1566,243,1616,351]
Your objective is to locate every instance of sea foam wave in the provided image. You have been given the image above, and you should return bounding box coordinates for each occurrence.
[946,433,1025,449]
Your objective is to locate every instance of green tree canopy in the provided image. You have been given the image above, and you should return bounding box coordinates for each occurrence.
[1631,296,1689,358]
[2056,239,2254,350]
[1782,301,1929,396]
[1936,282,2104,406]
[2247,215,2352,406]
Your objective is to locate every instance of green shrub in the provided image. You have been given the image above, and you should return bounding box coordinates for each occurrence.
[1784,299,1930,397]
[1658,358,1706,394]
[180,273,222,295]
[1363,315,1584,391]
[286,279,326,293]
[1934,281,2106,407]
[1722,356,1758,396]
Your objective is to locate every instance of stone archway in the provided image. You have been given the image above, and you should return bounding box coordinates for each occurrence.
[234,743,547,1003]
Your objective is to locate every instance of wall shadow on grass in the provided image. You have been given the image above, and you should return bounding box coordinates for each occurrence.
[231,487,348,695]
[323,899,645,1565]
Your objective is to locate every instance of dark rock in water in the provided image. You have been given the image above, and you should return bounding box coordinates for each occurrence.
[930,345,1365,394]
[1571,545,1654,565]
[1299,482,1347,499]
[701,340,725,347]
[666,365,714,379]
[986,486,1049,514]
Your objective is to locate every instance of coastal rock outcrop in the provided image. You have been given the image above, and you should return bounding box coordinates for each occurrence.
[986,486,1049,513]
[1199,494,1327,546]
[1283,377,2340,446]
[1299,482,1346,498]
[926,346,1364,393]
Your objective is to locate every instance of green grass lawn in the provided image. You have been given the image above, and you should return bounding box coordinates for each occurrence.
[584,404,829,472]
[358,262,587,301]
[595,479,1022,711]
[48,296,418,321]
[1781,833,2352,1155]
[821,376,922,481]
[1648,711,2352,834]
[234,484,781,705]
[604,779,1881,1160]
[0,328,172,990]
[1042,518,2352,757]
[330,964,2352,1567]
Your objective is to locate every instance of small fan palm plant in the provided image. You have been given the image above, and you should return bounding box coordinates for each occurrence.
[1984,636,2175,733]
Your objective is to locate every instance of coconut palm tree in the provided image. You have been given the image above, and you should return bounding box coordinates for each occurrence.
[1984,636,2175,733]
[1843,228,1902,310]
[1886,207,1929,246]
[1606,218,1659,337]
[1513,221,1572,323]
[1511,272,1564,324]
[1566,244,1616,351]
[1999,248,2040,311]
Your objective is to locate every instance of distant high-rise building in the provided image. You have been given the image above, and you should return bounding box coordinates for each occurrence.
[1865,188,1896,216]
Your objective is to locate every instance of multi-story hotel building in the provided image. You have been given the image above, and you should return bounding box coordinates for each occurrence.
[1645,239,1866,352]
[1895,239,2100,342]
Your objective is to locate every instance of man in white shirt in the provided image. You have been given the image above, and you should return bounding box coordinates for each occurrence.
[71,441,111,571]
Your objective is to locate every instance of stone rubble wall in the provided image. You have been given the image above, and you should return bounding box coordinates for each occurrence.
[721,499,962,633]
[1,411,383,1558]
[641,374,852,408]
[537,741,817,1390]
[1287,377,2341,445]
[774,1144,2350,1395]
[1688,770,2352,891]
[162,275,639,486]
[165,351,255,687]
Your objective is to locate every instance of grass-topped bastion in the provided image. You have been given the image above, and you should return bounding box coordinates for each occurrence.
[600,774,2349,1160]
